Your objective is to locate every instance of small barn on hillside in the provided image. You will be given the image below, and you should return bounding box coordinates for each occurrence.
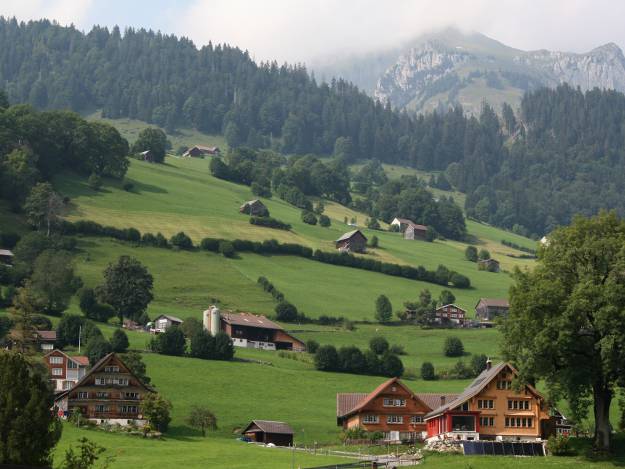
[183,145,220,157]
[139,150,155,162]
[0,249,13,265]
[335,230,367,253]
[478,258,500,273]
[152,314,183,333]
[242,420,294,446]
[404,222,428,240]
[240,199,269,217]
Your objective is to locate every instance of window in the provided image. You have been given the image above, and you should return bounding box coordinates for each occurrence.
[77,392,89,399]
[362,415,379,424]
[68,360,78,369]
[95,404,110,413]
[63,381,73,390]
[125,392,139,399]
[95,377,129,386]
[479,417,495,427]
[104,366,120,373]
[387,415,403,424]
[478,399,494,409]
[410,415,423,424]
[508,400,530,410]
[96,392,109,398]
[52,368,63,376]
[505,417,533,427]
[50,356,63,364]
[121,405,138,414]
[455,402,469,411]
[497,380,512,390]
[383,398,406,407]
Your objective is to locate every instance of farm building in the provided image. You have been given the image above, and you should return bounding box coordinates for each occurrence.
[183,145,220,157]
[43,349,89,392]
[139,150,154,162]
[0,249,13,265]
[337,377,456,442]
[434,304,466,326]
[404,223,428,240]
[54,353,154,426]
[390,218,413,231]
[335,230,367,253]
[475,298,510,321]
[424,361,551,442]
[151,314,183,333]
[240,199,269,217]
[242,420,294,446]
[202,306,305,351]
[478,258,500,272]
[36,330,57,352]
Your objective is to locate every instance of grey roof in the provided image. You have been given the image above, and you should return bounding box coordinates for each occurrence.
[416,393,459,411]
[477,298,510,308]
[336,230,366,242]
[221,312,283,331]
[425,362,509,419]
[243,420,294,435]
[155,314,183,323]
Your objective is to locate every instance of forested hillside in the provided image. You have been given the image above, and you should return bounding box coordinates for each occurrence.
[4,19,625,237]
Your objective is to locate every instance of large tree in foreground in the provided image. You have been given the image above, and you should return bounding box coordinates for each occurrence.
[0,352,62,465]
[502,212,625,452]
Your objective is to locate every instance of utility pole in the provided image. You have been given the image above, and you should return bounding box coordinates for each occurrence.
[78,325,82,353]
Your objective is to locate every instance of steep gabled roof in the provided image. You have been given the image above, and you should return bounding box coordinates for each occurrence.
[242,420,294,435]
[415,393,459,411]
[36,330,57,341]
[54,353,154,402]
[0,249,13,257]
[336,377,432,419]
[424,362,544,420]
[154,314,183,323]
[476,298,510,308]
[336,230,367,243]
[436,304,466,313]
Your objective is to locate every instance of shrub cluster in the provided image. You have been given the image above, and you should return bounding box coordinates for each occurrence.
[149,326,235,361]
[257,276,284,301]
[61,220,143,243]
[275,184,312,210]
[501,239,537,255]
[314,339,404,377]
[249,216,291,230]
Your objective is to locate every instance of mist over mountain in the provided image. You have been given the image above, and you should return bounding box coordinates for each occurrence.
[314,28,625,114]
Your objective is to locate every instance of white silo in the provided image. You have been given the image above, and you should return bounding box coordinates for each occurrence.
[202,309,211,333]
[210,305,221,337]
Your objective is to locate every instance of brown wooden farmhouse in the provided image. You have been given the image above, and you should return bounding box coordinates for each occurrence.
[183,145,220,157]
[54,353,154,426]
[475,298,510,321]
[242,420,294,446]
[337,377,455,442]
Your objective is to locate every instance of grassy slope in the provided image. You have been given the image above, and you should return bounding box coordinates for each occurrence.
[55,157,536,316]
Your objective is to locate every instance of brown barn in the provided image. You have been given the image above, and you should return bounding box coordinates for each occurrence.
[54,352,154,426]
[478,258,500,272]
[337,377,455,442]
[404,223,428,240]
[183,145,220,157]
[475,298,510,321]
[240,199,269,217]
[335,230,367,253]
[242,420,294,446]
[434,304,466,326]
[203,307,305,352]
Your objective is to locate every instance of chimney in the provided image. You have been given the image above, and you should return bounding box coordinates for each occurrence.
[486,358,492,370]
[440,395,446,406]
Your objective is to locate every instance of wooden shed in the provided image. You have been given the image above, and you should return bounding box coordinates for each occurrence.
[335,230,367,253]
[242,420,294,446]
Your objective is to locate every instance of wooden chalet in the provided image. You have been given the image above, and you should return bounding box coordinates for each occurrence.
[0,248,14,265]
[337,377,456,442]
[478,258,500,272]
[242,420,294,446]
[424,361,550,442]
[434,304,466,327]
[240,199,269,217]
[475,298,510,321]
[335,230,367,253]
[54,353,154,426]
[203,307,305,352]
[36,330,57,352]
[151,314,183,333]
[43,349,89,392]
[183,145,220,157]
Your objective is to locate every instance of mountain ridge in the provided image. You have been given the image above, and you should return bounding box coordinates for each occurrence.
[314,28,625,114]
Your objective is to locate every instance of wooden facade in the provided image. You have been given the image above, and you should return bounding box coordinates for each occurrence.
[219,312,306,352]
[54,353,154,426]
[404,223,428,240]
[434,304,466,326]
[475,298,510,321]
[425,362,550,441]
[183,146,220,157]
[337,378,445,442]
[43,349,88,392]
[335,230,367,253]
[240,199,269,217]
[242,420,294,446]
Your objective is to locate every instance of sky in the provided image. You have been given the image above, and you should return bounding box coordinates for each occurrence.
[2,0,625,64]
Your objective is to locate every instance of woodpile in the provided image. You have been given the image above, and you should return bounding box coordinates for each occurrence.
[424,439,464,453]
